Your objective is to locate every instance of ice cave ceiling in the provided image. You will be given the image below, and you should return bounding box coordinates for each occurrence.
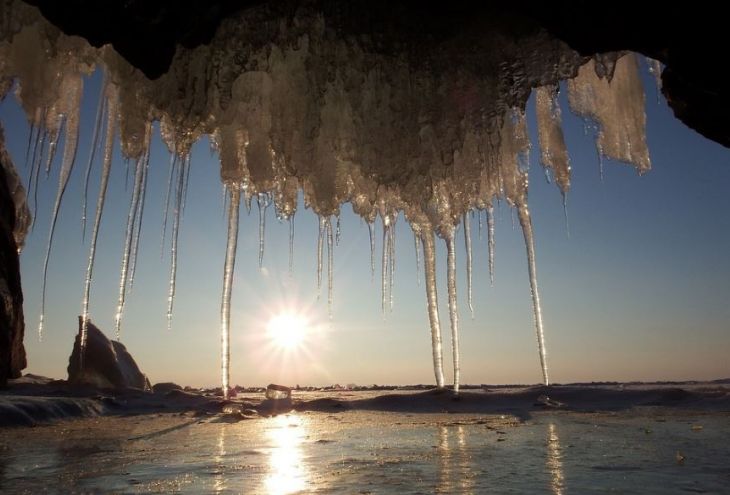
[1,0,727,393]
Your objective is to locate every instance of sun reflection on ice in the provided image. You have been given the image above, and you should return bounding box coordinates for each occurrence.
[546,423,565,495]
[264,414,309,494]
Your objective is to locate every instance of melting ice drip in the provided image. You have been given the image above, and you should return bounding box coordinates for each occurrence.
[0,1,653,397]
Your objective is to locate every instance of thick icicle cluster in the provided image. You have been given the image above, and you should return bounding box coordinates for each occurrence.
[0,1,651,393]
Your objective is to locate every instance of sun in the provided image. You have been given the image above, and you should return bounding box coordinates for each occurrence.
[267,313,308,350]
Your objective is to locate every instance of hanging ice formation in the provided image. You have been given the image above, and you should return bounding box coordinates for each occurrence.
[0,1,652,391]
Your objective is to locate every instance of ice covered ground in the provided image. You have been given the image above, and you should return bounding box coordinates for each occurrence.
[0,388,729,493]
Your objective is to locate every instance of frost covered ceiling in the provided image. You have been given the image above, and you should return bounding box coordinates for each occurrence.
[19,0,730,148]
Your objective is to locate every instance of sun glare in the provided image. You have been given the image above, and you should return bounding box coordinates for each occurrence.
[267,313,308,350]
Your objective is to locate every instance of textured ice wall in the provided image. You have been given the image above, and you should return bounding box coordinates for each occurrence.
[0,0,651,395]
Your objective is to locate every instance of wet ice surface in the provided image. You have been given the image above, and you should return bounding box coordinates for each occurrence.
[0,401,728,494]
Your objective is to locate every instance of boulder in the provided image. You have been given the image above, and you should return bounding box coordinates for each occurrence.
[0,126,27,386]
[152,382,183,394]
[67,317,151,391]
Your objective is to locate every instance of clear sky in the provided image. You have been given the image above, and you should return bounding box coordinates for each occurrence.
[1,61,728,388]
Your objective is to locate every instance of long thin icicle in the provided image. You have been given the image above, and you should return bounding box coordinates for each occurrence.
[160,153,177,258]
[257,193,268,268]
[317,216,325,297]
[326,217,334,318]
[422,229,445,388]
[38,76,83,341]
[81,75,108,239]
[463,213,473,318]
[517,204,549,386]
[221,187,241,400]
[381,224,389,313]
[288,215,294,274]
[166,154,186,331]
[486,205,495,286]
[80,87,118,366]
[114,157,145,340]
[414,231,421,286]
[389,221,396,312]
[368,221,375,281]
[445,230,461,394]
[128,142,150,290]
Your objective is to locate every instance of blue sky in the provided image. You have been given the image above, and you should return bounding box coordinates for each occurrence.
[1,60,728,387]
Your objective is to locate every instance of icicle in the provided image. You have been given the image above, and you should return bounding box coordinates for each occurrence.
[368,221,375,281]
[381,224,389,314]
[422,229,445,388]
[44,118,62,179]
[317,216,325,297]
[166,154,186,331]
[562,194,570,238]
[414,231,421,286]
[24,123,36,173]
[389,221,396,312]
[445,230,461,394]
[29,129,47,227]
[516,204,549,386]
[487,206,495,286]
[288,215,294,274]
[81,87,118,366]
[478,209,483,240]
[128,145,150,290]
[114,157,145,340]
[221,187,241,400]
[535,85,571,197]
[81,76,108,240]
[124,157,130,191]
[463,213,474,319]
[181,155,192,214]
[326,217,334,319]
[257,193,269,268]
[38,76,83,342]
[335,214,341,246]
[160,153,177,258]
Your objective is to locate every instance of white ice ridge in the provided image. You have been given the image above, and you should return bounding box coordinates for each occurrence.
[0,1,654,391]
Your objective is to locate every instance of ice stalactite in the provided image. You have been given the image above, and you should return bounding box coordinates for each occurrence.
[257,193,269,268]
[389,219,396,312]
[414,230,421,286]
[568,54,651,174]
[288,215,294,274]
[326,216,334,318]
[80,85,118,365]
[463,213,474,318]
[181,155,192,214]
[127,145,149,291]
[535,85,571,198]
[81,75,108,240]
[317,216,325,297]
[221,187,241,400]
[536,84,571,235]
[114,157,144,339]
[381,223,390,314]
[421,229,445,388]
[38,73,83,341]
[368,221,375,281]
[445,229,461,394]
[166,153,186,331]
[114,119,151,339]
[160,153,177,258]
[486,206,495,286]
[517,205,549,386]
[335,214,341,246]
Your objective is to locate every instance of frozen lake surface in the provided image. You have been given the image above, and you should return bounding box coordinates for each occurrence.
[1,388,728,494]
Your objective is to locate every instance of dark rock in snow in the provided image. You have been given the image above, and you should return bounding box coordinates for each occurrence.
[152,382,183,394]
[67,317,151,391]
[0,126,27,386]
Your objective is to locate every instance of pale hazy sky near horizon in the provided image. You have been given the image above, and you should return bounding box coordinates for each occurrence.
[1,60,729,388]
